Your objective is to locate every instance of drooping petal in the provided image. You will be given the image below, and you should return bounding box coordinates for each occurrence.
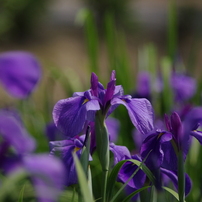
[118,155,146,189]
[0,51,41,98]
[23,154,66,202]
[109,142,131,165]
[161,167,192,196]
[45,122,66,142]
[140,131,172,170]
[53,96,100,137]
[50,135,92,187]
[183,107,202,149]
[0,110,35,154]
[111,97,154,135]
[190,131,202,144]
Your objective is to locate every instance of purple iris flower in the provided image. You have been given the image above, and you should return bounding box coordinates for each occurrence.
[53,71,154,138]
[23,154,66,202]
[0,51,41,99]
[0,110,66,202]
[134,71,151,100]
[117,153,191,198]
[49,135,92,187]
[171,73,196,102]
[0,109,36,157]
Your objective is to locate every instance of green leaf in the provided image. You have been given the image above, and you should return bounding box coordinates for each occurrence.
[0,171,28,201]
[18,184,25,202]
[163,186,186,202]
[73,153,94,202]
[122,186,151,202]
[106,157,155,202]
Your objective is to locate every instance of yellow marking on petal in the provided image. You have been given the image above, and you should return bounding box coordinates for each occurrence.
[74,147,81,153]
[82,98,89,105]
[157,132,164,139]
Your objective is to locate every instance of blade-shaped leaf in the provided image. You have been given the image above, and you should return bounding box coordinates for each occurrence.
[122,186,151,202]
[106,158,155,202]
[73,153,94,202]
[163,186,186,202]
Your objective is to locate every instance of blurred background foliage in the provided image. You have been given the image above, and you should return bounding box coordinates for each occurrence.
[1,0,202,201]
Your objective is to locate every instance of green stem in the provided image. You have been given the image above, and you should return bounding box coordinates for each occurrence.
[95,111,109,202]
[177,151,185,202]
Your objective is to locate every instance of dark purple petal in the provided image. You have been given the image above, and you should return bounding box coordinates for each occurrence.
[140,131,172,170]
[111,97,154,135]
[106,117,120,142]
[104,80,116,107]
[109,142,131,165]
[170,112,183,145]
[161,168,192,196]
[23,154,66,202]
[0,51,41,98]
[161,141,178,170]
[124,185,139,202]
[118,155,146,189]
[183,107,202,149]
[190,131,202,144]
[0,110,35,154]
[53,96,100,137]
[90,72,98,96]
[164,114,171,132]
[45,122,65,142]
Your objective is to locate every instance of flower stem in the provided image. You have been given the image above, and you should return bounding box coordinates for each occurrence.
[177,151,185,202]
[95,112,109,202]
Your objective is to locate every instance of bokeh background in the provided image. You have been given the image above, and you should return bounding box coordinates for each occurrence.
[1,1,202,201]
[1,0,202,103]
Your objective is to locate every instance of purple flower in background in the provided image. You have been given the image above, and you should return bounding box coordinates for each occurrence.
[23,154,66,202]
[53,71,154,138]
[0,110,66,202]
[134,71,151,100]
[171,74,196,102]
[106,117,120,143]
[0,51,41,98]
[0,110,35,156]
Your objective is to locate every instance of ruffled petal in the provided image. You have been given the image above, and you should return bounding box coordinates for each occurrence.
[111,97,154,135]
[53,96,99,137]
